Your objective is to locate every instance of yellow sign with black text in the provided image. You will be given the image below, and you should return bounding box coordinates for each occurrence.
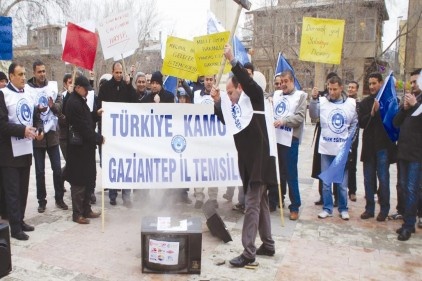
[299,17,345,65]
[162,36,198,81]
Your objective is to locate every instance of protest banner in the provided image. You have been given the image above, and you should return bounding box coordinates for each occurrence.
[101,102,242,189]
[0,17,13,60]
[299,17,345,65]
[62,22,97,70]
[194,31,231,76]
[97,11,138,60]
[162,36,198,81]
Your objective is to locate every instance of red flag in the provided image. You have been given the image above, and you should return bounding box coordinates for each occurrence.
[62,22,97,70]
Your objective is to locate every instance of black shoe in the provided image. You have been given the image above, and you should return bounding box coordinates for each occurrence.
[55,200,68,210]
[360,211,374,219]
[314,199,323,206]
[396,227,415,235]
[12,231,29,241]
[110,199,117,206]
[38,203,46,213]
[90,192,96,204]
[21,222,34,232]
[269,205,276,212]
[398,228,412,241]
[229,254,255,267]
[256,244,275,256]
[376,213,387,222]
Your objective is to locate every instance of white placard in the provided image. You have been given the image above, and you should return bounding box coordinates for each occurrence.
[101,102,242,189]
[97,11,139,60]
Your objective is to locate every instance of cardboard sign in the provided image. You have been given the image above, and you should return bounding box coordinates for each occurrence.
[162,36,198,81]
[299,17,345,65]
[194,32,231,76]
[97,11,138,60]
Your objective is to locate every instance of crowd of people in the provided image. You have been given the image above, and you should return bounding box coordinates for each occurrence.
[0,47,421,268]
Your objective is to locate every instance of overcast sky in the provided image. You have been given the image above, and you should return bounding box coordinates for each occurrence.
[155,0,408,51]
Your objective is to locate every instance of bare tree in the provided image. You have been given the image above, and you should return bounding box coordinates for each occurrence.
[0,0,70,44]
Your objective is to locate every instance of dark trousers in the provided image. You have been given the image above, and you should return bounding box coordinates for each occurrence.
[1,166,30,234]
[33,145,64,204]
[0,171,6,218]
[70,184,92,220]
[242,184,274,259]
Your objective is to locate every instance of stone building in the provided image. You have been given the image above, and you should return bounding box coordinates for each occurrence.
[246,0,389,96]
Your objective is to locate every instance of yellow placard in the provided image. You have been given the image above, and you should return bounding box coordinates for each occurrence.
[299,17,345,65]
[162,36,198,81]
[194,31,231,76]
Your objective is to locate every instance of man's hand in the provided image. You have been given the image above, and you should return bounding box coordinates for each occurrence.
[274,119,284,128]
[97,108,104,116]
[48,96,54,108]
[371,100,380,116]
[223,44,235,62]
[38,104,48,113]
[210,85,220,102]
[154,94,160,103]
[68,84,74,93]
[35,129,44,141]
[311,87,319,99]
[24,127,37,140]
[125,74,131,84]
[404,93,417,110]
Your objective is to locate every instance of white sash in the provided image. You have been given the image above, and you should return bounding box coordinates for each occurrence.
[319,97,356,156]
[273,90,301,147]
[220,91,254,135]
[194,90,214,105]
[27,81,58,133]
[2,86,35,157]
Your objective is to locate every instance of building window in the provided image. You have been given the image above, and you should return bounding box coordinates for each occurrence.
[343,68,355,84]
[43,32,49,48]
[356,18,376,41]
[345,18,356,42]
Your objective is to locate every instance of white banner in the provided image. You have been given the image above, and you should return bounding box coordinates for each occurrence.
[97,11,139,60]
[101,102,242,189]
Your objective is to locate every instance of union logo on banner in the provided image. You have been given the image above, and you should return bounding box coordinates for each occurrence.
[62,22,98,70]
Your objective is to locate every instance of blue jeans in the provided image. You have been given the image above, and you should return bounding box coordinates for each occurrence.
[33,145,63,203]
[399,160,421,230]
[276,139,301,212]
[363,149,390,216]
[320,154,348,214]
[109,189,131,201]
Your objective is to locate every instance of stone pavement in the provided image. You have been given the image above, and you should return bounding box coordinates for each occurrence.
[1,122,422,281]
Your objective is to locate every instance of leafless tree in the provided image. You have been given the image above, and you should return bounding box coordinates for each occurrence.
[0,0,70,43]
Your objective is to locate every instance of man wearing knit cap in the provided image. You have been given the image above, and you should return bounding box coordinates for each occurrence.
[140,71,174,103]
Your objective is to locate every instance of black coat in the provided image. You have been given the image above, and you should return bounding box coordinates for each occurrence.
[358,94,394,162]
[215,62,272,190]
[140,88,175,103]
[393,103,422,162]
[64,92,103,186]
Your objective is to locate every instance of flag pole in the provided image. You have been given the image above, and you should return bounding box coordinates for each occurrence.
[269,101,284,226]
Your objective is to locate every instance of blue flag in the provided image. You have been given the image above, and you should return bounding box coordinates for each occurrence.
[0,17,13,60]
[163,76,178,95]
[207,10,250,65]
[375,71,400,142]
[233,36,250,65]
[275,53,301,90]
[319,125,357,184]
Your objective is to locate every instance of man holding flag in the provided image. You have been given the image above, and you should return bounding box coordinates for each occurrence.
[358,72,397,222]
[309,76,357,220]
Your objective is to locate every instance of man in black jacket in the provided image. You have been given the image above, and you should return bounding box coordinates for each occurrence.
[358,72,394,222]
[0,62,43,240]
[211,45,275,268]
[139,71,175,103]
[393,70,422,241]
[97,62,137,207]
